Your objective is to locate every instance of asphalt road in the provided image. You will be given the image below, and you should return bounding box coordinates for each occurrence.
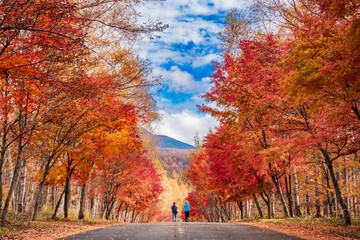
[56,222,305,240]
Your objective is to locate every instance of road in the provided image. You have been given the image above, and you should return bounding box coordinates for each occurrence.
[56,222,305,240]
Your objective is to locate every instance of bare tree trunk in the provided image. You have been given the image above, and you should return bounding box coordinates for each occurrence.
[285,174,294,217]
[272,174,290,217]
[323,199,329,217]
[49,187,55,210]
[89,197,94,218]
[16,161,26,216]
[253,194,263,218]
[322,150,351,225]
[260,192,271,219]
[305,193,311,216]
[28,156,53,221]
[8,148,16,216]
[78,184,86,220]
[23,181,34,216]
[1,136,24,221]
[131,207,136,223]
[116,201,123,221]
[315,179,321,217]
[245,199,249,219]
[124,205,129,222]
[52,190,65,219]
[293,170,301,217]
[93,196,99,218]
[64,164,75,219]
[353,196,356,216]
[64,179,71,219]
[236,200,243,219]
[0,91,11,215]
[344,168,350,214]
[28,181,44,220]
[271,193,275,217]
[73,191,80,218]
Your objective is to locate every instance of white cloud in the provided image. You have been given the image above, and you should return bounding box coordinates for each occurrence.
[152,109,219,145]
[138,0,244,19]
[153,66,211,94]
[137,0,245,46]
[192,53,221,67]
[160,18,222,45]
[140,44,186,65]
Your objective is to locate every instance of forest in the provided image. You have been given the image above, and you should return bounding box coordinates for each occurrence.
[159,151,190,176]
[0,0,168,224]
[187,0,360,226]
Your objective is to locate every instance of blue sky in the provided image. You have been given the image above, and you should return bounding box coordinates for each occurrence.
[137,0,246,145]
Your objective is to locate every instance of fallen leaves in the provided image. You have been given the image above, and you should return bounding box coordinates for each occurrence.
[240,218,360,240]
[0,219,124,240]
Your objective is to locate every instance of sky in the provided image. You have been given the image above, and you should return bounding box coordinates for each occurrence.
[137,0,246,145]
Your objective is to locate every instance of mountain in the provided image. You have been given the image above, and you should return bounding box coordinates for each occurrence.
[152,134,196,150]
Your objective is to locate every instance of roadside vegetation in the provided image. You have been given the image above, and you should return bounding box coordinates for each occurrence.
[242,218,360,240]
[0,218,121,240]
[187,0,360,234]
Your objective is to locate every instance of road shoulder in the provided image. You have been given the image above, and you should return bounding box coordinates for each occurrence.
[238,219,358,240]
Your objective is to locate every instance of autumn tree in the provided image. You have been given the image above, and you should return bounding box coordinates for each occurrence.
[0,0,166,222]
[189,0,360,226]
[0,0,87,220]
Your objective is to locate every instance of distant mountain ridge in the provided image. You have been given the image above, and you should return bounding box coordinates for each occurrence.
[151,134,196,150]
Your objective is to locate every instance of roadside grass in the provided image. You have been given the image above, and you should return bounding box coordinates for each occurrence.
[239,217,360,240]
[0,218,123,240]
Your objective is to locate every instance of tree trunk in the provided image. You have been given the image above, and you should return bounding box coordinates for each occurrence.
[64,178,71,219]
[315,179,321,218]
[321,150,351,225]
[124,205,129,222]
[344,169,350,214]
[293,170,301,217]
[78,184,86,219]
[1,136,23,221]
[131,207,136,223]
[285,174,294,217]
[28,181,44,220]
[23,181,34,216]
[323,199,329,218]
[63,164,75,219]
[0,98,10,215]
[93,196,99,218]
[305,193,311,216]
[105,199,115,220]
[260,192,271,219]
[52,190,65,219]
[271,174,290,217]
[236,200,243,219]
[28,157,52,221]
[271,193,275,217]
[16,162,26,215]
[244,199,248,219]
[116,201,124,221]
[90,197,94,218]
[253,194,263,218]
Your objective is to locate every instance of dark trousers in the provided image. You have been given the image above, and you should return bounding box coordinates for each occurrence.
[185,211,190,222]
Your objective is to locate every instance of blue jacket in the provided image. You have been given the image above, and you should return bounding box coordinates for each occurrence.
[184,202,191,212]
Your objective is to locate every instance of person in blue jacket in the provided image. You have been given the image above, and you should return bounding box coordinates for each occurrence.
[184,200,191,222]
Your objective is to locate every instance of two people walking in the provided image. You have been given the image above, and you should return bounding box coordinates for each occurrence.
[171,200,191,222]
